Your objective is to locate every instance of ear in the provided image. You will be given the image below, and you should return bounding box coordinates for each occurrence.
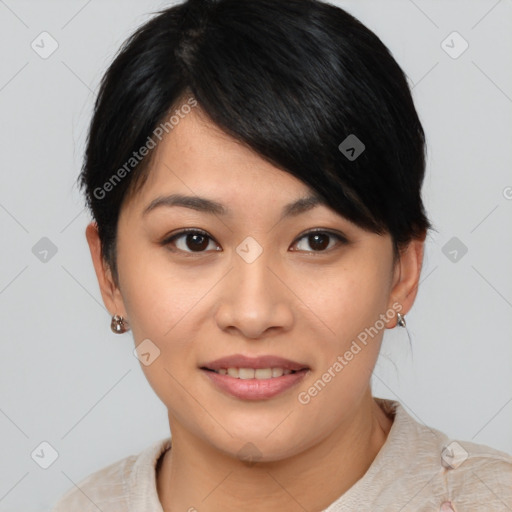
[387,232,426,328]
[85,221,127,319]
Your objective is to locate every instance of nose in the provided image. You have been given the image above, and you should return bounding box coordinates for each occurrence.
[214,247,294,340]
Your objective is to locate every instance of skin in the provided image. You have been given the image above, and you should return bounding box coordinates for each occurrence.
[86,104,425,511]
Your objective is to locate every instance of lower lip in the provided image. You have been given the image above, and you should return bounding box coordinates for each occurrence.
[200,369,309,400]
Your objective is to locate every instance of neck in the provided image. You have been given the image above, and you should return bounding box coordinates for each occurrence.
[157,391,393,512]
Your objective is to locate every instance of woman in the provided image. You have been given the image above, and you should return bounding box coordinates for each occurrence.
[52,0,512,510]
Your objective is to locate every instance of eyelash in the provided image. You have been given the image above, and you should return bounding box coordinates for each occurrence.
[161,228,349,257]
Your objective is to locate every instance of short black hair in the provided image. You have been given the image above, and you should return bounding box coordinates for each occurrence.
[78,0,433,286]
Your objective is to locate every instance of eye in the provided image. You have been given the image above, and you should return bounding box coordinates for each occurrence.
[162,229,220,255]
[162,228,348,256]
[290,229,348,253]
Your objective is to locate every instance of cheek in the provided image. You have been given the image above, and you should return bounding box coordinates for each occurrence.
[116,245,221,396]
[290,259,390,430]
[302,253,392,352]
[118,240,211,340]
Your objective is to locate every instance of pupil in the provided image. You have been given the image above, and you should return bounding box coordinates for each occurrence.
[187,234,208,251]
[309,233,329,251]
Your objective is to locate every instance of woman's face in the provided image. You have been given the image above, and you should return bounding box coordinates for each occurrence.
[89,105,416,462]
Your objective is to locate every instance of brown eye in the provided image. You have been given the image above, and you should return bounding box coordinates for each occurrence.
[291,230,347,253]
[307,233,330,251]
[183,233,210,251]
[163,229,220,254]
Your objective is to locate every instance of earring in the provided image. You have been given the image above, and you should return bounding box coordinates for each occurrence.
[397,313,406,328]
[111,314,130,334]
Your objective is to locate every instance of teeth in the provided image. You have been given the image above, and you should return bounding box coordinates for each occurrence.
[214,367,298,379]
[272,368,284,377]
[255,368,272,379]
[227,367,238,378]
[239,368,255,380]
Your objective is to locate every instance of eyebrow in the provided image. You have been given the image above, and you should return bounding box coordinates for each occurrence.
[142,192,325,221]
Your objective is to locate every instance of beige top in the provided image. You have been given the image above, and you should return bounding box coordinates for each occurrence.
[51,399,512,511]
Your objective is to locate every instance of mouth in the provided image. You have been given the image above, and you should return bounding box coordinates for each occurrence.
[199,354,310,400]
[200,367,305,379]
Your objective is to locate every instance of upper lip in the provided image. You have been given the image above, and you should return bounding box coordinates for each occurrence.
[201,354,309,371]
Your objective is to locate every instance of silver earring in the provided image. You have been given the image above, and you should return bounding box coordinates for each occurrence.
[111,314,129,334]
[397,313,406,328]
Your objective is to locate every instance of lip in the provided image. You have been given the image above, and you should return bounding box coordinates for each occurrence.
[201,367,310,400]
[199,354,310,400]
[201,354,309,372]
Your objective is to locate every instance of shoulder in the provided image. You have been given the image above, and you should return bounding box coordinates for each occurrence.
[50,437,171,512]
[438,437,512,510]
[50,454,137,512]
[378,399,512,511]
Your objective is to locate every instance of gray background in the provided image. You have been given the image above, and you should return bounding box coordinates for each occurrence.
[0,0,511,510]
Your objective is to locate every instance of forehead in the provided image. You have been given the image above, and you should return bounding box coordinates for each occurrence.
[128,108,316,212]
